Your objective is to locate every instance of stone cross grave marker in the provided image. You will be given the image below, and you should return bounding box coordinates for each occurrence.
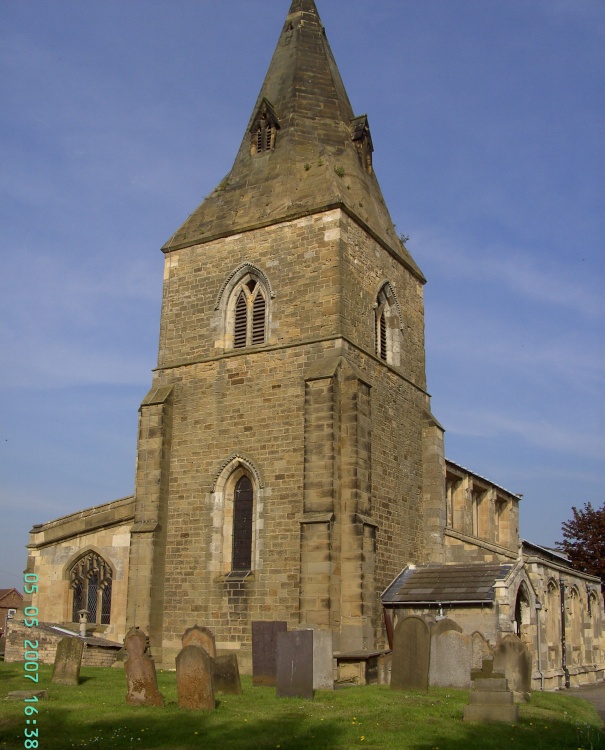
[391,615,430,692]
[252,620,287,687]
[123,628,164,707]
[276,629,314,700]
[51,636,84,686]
[176,643,215,710]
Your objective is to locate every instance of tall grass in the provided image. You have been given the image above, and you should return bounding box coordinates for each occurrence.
[0,662,603,750]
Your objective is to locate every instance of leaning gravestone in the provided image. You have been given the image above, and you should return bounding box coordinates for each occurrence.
[391,616,430,692]
[492,634,532,702]
[312,629,334,690]
[212,653,243,695]
[430,628,472,688]
[276,629,314,699]
[51,636,84,686]
[252,620,287,686]
[176,643,215,710]
[123,628,164,706]
[182,624,216,658]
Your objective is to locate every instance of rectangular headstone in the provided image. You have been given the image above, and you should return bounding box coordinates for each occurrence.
[276,629,314,700]
[312,629,334,690]
[391,616,430,692]
[252,621,287,687]
[176,644,215,711]
[51,636,84,686]
[429,629,472,688]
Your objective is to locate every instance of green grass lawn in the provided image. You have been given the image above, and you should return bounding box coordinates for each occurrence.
[0,662,603,750]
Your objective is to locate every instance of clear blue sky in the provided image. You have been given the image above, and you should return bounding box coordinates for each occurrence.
[1,0,604,591]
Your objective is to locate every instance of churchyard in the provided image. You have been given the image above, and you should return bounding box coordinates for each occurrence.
[0,661,603,750]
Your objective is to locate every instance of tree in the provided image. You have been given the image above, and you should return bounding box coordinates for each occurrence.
[556,502,605,592]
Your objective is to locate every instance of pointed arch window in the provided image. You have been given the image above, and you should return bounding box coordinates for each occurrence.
[250,98,280,155]
[229,275,268,349]
[374,283,401,365]
[232,475,254,571]
[69,551,112,625]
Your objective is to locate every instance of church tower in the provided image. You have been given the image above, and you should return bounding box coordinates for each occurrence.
[126,0,445,669]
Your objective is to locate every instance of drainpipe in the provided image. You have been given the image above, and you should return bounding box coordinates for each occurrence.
[560,578,570,689]
[383,606,394,650]
[535,601,544,690]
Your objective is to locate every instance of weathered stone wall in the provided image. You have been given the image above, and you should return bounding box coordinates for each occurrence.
[26,498,134,644]
[130,208,441,668]
[5,619,119,667]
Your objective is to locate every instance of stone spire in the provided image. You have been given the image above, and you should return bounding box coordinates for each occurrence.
[163,0,423,279]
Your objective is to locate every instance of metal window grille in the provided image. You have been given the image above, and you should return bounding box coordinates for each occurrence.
[101,582,112,625]
[87,574,98,623]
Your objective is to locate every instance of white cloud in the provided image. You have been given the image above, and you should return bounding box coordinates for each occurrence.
[416,228,604,319]
[444,407,605,461]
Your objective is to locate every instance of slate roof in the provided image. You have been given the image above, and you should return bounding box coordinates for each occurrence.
[382,563,513,605]
[162,0,424,281]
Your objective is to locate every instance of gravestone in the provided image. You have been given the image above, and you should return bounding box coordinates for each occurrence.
[312,629,334,690]
[124,628,164,707]
[212,653,243,695]
[182,624,216,658]
[431,618,462,637]
[252,620,287,686]
[176,643,215,710]
[51,636,84,686]
[377,652,392,685]
[391,616,430,692]
[463,659,518,723]
[471,631,491,670]
[430,629,472,688]
[276,629,314,699]
[492,634,532,702]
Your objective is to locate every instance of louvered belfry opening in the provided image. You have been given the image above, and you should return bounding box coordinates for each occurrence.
[232,277,267,348]
[232,475,254,570]
[379,312,387,360]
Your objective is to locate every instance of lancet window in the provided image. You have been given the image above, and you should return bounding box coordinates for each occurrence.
[232,475,254,571]
[374,283,401,365]
[250,98,280,155]
[230,275,268,348]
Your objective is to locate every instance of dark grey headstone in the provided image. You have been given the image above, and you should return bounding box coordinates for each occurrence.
[124,628,164,707]
[391,616,430,692]
[51,636,84,686]
[212,653,243,695]
[276,629,314,700]
[176,644,215,710]
[252,620,287,687]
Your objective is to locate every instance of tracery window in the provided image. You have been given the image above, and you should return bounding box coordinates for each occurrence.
[230,275,268,348]
[69,551,112,625]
